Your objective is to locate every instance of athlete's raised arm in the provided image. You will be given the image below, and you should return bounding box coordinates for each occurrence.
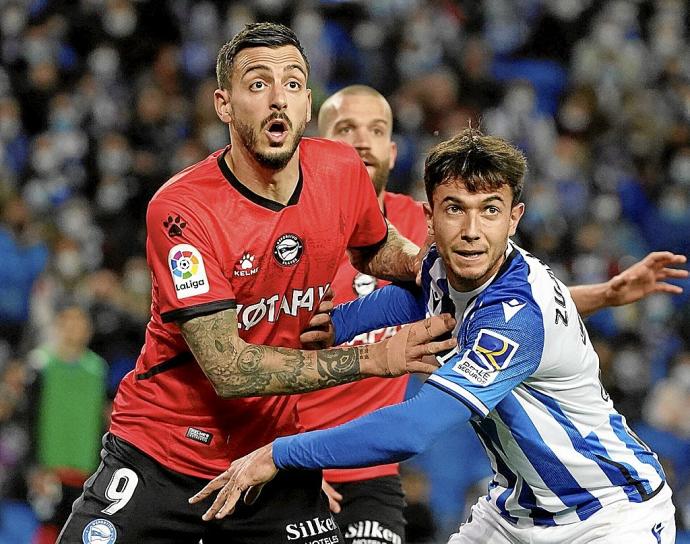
[178,309,455,398]
[568,251,687,317]
[348,222,422,283]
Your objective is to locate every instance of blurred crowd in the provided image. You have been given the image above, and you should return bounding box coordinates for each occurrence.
[0,0,689,542]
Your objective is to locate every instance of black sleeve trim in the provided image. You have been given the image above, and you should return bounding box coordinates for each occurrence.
[136,351,194,380]
[348,221,389,252]
[161,299,236,323]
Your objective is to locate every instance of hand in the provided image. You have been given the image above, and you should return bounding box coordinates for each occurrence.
[300,287,335,349]
[372,314,457,376]
[189,443,278,521]
[606,252,687,306]
[321,479,342,514]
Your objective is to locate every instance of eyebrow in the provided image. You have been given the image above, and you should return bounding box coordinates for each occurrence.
[334,117,390,127]
[242,63,308,79]
[441,194,505,205]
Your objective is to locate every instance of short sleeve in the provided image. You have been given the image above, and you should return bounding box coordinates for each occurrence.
[427,301,545,417]
[345,155,388,250]
[147,196,236,323]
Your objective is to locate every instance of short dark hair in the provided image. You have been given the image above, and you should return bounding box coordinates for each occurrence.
[424,128,526,206]
[216,22,310,89]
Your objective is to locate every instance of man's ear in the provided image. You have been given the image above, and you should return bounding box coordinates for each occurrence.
[389,141,398,170]
[424,202,434,236]
[306,88,312,124]
[508,202,525,236]
[214,88,232,124]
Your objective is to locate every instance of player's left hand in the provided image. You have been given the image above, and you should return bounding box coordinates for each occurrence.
[189,443,278,521]
[605,251,687,306]
[300,287,335,349]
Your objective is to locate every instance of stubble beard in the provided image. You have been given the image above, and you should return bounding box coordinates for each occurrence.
[234,117,307,171]
[371,162,390,196]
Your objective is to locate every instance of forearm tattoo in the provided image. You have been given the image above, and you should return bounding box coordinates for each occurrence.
[350,223,418,282]
[179,310,365,397]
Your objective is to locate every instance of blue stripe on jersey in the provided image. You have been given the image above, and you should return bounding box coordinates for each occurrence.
[610,414,665,483]
[473,419,519,524]
[495,394,603,521]
[517,480,556,526]
[523,384,647,502]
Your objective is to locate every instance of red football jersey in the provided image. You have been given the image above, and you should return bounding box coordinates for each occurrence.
[109,138,388,479]
[297,191,427,483]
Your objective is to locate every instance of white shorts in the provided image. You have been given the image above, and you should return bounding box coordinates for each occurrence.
[448,484,676,544]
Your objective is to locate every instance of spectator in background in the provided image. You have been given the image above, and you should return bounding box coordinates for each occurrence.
[26,304,108,544]
[0,195,48,354]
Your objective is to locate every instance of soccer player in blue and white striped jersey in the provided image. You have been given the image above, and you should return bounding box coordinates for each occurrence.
[191,128,680,543]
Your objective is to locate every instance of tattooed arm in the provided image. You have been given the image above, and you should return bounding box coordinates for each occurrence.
[348,223,421,282]
[178,308,456,398]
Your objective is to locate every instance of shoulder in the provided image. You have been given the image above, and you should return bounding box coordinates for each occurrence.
[384,192,425,217]
[471,248,544,334]
[299,137,362,169]
[384,192,427,244]
[151,149,225,204]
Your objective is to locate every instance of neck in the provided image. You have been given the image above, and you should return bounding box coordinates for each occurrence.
[226,140,300,205]
[55,342,84,363]
[377,190,386,212]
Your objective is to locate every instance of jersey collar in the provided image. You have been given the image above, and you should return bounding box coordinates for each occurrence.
[217,147,303,211]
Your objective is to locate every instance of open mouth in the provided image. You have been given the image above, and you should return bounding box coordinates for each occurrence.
[266,118,288,138]
[455,250,485,261]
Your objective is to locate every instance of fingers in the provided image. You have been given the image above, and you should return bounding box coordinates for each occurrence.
[320,286,335,303]
[189,475,229,504]
[321,480,342,514]
[307,313,332,328]
[652,282,684,294]
[202,483,241,521]
[407,361,443,374]
[658,267,689,280]
[416,314,456,341]
[644,252,687,267]
[300,329,332,345]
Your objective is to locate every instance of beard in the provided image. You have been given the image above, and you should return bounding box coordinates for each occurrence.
[371,162,390,196]
[233,113,306,171]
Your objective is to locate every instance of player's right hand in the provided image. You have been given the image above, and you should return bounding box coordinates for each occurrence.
[374,314,456,376]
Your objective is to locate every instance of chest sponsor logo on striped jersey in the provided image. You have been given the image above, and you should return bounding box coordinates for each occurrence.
[236,284,330,331]
[452,329,518,386]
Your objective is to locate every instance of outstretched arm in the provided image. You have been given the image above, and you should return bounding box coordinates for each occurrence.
[569,251,687,317]
[189,384,471,520]
[179,309,455,398]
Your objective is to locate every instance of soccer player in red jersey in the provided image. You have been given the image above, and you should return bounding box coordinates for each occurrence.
[297,86,428,543]
[295,85,689,544]
[56,23,457,544]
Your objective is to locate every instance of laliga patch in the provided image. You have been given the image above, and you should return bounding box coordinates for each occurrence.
[82,519,117,544]
[168,244,209,300]
[452,329,518,386]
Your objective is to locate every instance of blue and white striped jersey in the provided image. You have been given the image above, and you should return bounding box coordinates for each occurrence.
[423,242,666,527]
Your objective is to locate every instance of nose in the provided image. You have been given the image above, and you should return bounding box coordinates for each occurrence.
[351,127,371,150]
[460,213,481,242]
[270,85,287,111]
